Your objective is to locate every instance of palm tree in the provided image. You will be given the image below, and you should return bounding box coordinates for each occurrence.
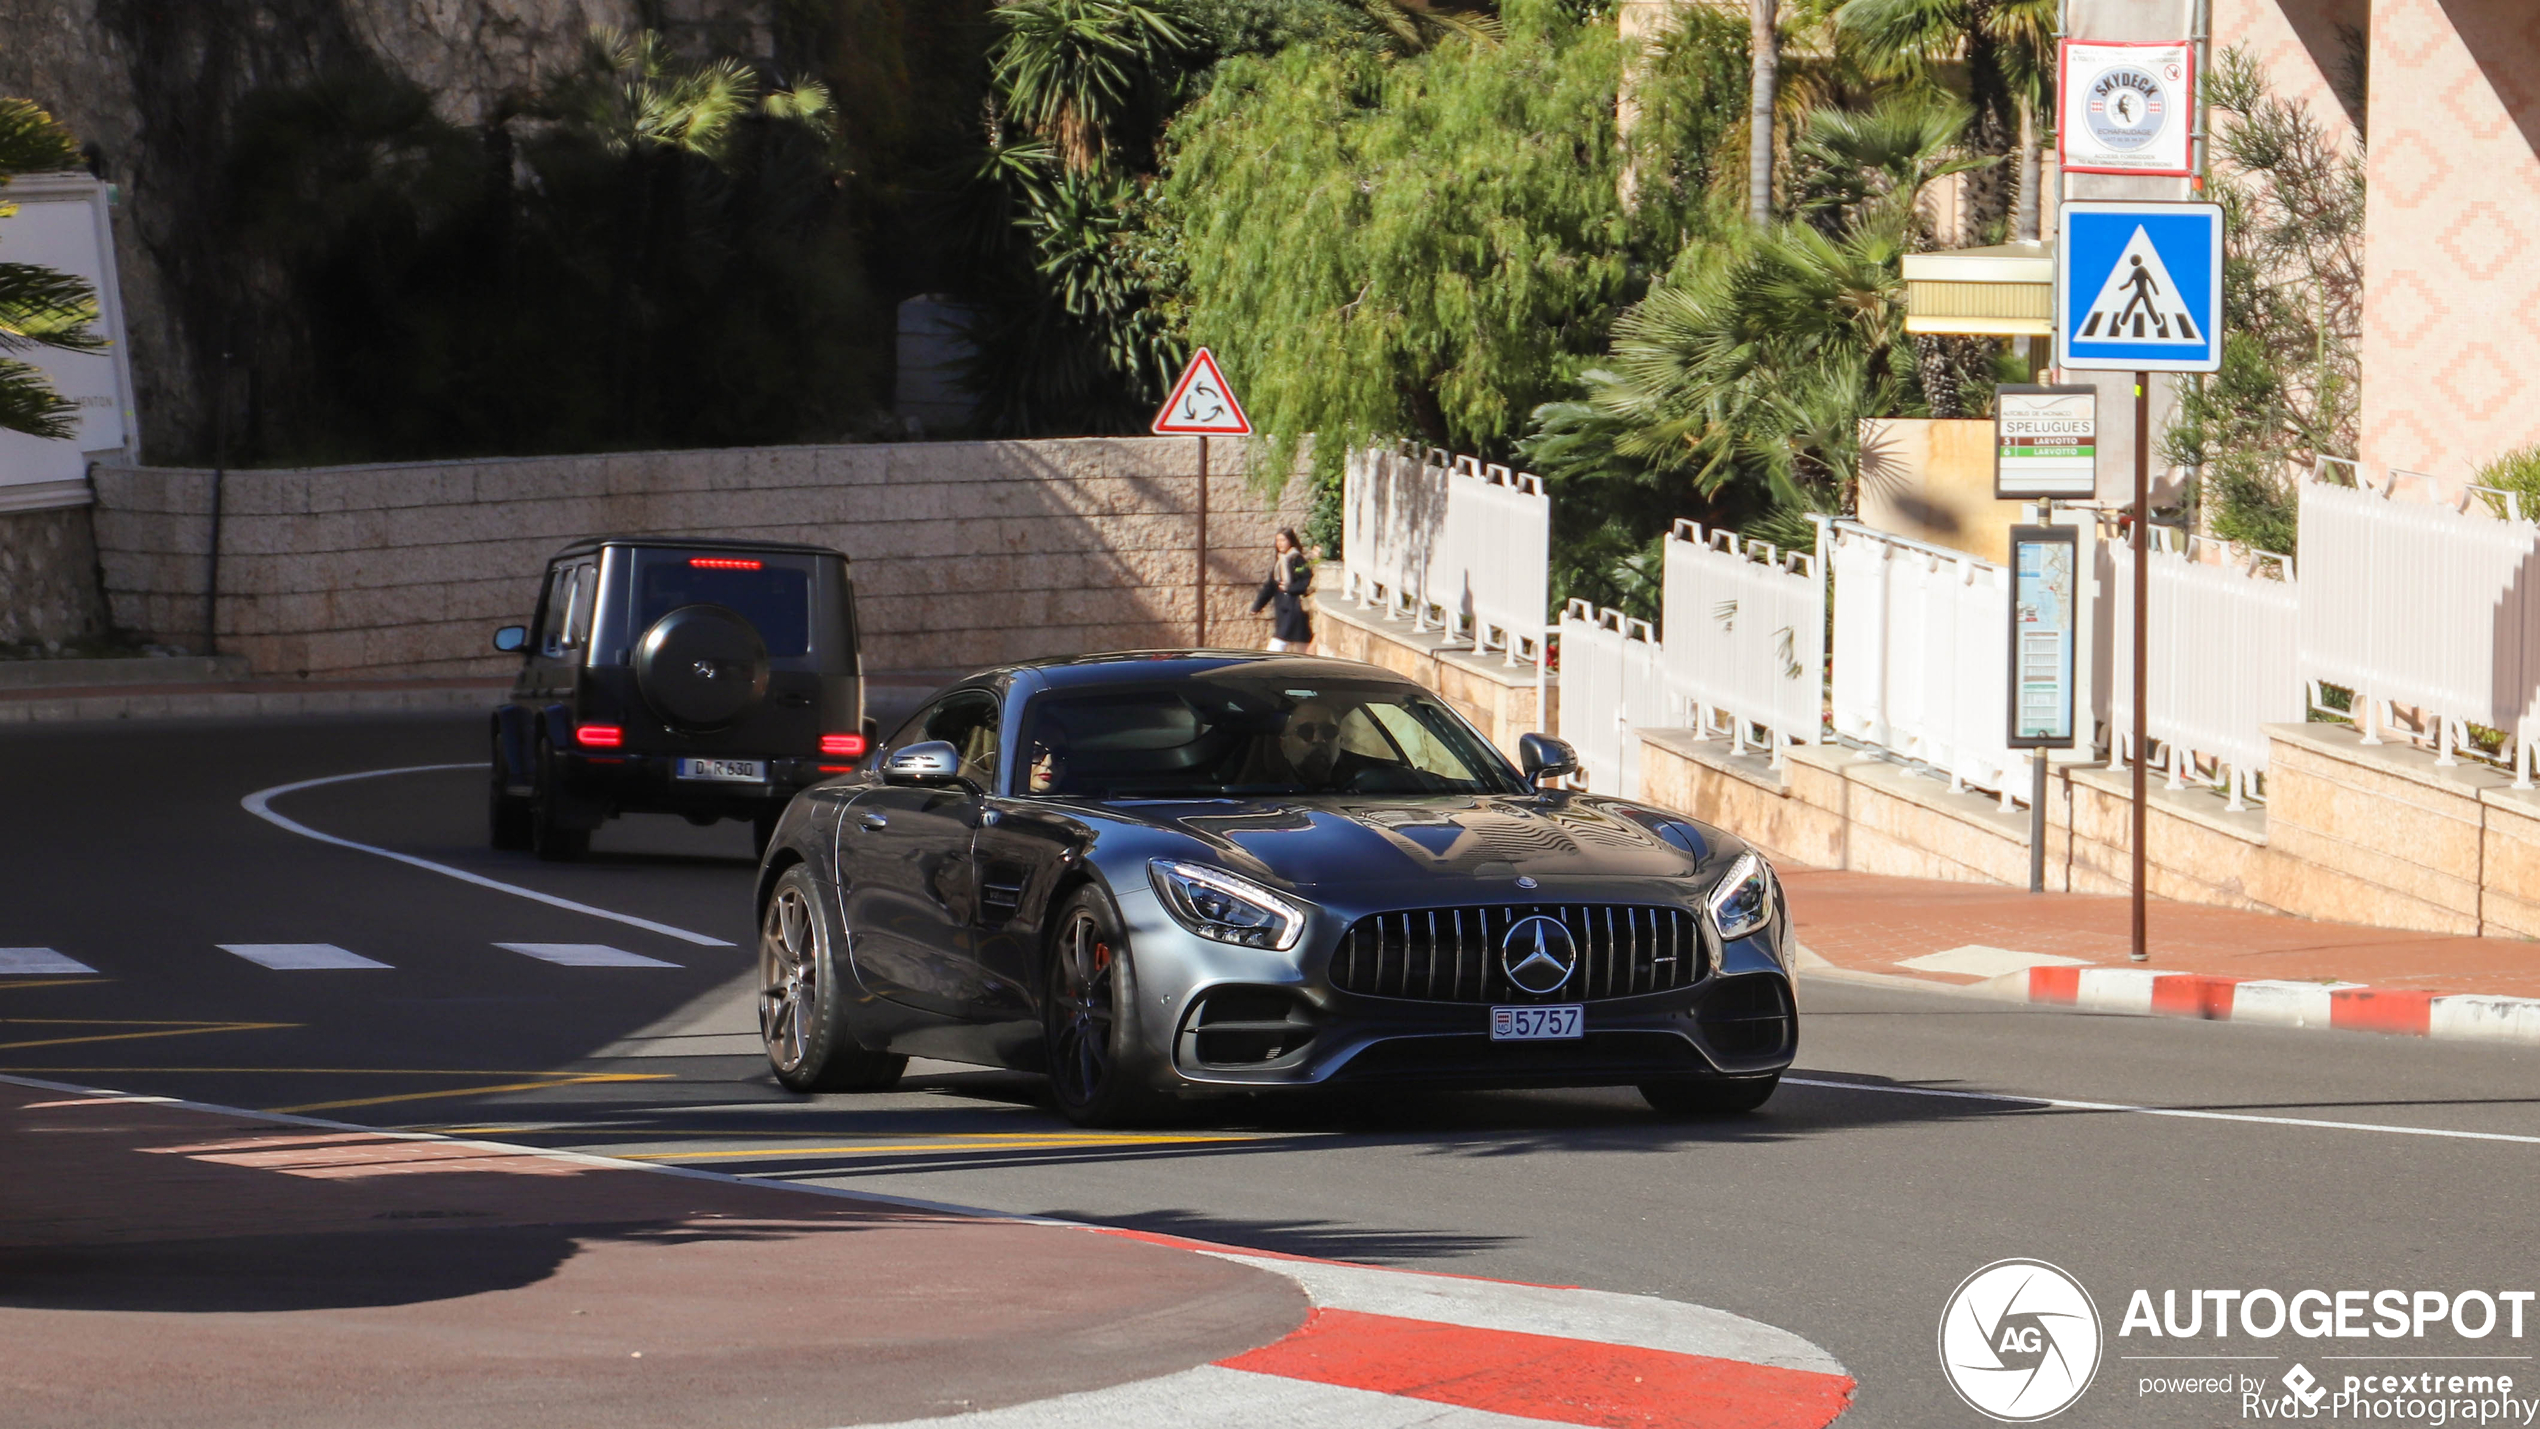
[1832,0,2056,240]
[989,0,1194,175]
[1356,0,1500,52]
[0,100,102,440]
[1747,0,1780,226]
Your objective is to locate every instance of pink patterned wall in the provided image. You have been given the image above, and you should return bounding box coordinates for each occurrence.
[2211,0,2365,147]
[2357,0,2540,488]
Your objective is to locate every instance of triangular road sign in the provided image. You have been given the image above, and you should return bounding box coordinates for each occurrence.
[1151,348,1252,435]
[2073,226,2203,345]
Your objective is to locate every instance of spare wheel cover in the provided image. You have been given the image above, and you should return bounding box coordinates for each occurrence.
[635,604,770,728]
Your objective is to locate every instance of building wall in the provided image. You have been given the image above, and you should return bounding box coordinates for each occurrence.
[89,437,1308,680]
[0,504,109,651]
[2357,0,2540,488]
[2212,0,2367,142]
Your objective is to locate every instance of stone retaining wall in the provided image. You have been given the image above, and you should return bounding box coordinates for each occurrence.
[0,505,109,651]
[90,438,1309,681]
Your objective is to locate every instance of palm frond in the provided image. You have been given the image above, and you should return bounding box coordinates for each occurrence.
[0,357,79,439]
[0,99,79,179]
[0,262,101,355]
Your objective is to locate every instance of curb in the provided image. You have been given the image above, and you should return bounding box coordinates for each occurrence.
[0,682,505,723]
[1941,963,2540,1045]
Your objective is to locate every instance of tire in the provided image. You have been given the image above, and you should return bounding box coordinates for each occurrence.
[1639,1072,1780,1117]
[530,738,591,863]
[760,864,906,1093]
[1044,884,1169,1128]
[489,732,532,851]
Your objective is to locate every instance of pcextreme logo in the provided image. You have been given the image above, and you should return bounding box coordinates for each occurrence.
[1940,1259,2105,1422]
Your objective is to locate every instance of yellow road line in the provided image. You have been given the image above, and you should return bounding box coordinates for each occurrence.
[0,979,106,992]
[410,1126,1237,1139]
[621,1135,1254,1161]
[265,1073,670,1115]
[0,1066,678,1076]
[0,1022,294,1053]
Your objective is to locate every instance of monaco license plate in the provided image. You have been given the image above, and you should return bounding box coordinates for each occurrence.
[676,757,767,783]
[1490,1004,1583,1041]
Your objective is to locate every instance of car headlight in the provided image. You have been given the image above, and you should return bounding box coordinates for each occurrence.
[1706,851,1776,944]
[1148,860,1306,951]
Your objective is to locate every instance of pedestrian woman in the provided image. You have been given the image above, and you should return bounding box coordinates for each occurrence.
[1253,527,1315,653]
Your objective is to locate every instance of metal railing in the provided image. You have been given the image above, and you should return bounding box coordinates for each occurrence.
[1343,441,1550,666]
[1556,600,1664,797]
[2106,521,2301,810]
[1659,521,1824,766]
[1821,517,2022,804]
[2297,466,2540,785]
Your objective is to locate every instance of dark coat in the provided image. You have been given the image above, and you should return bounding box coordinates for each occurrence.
[1252,550,1313,643]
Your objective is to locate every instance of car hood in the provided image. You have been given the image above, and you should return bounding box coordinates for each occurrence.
[1100,792,1729,891]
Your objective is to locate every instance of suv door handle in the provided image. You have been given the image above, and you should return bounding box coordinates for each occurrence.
[859,812,889,831]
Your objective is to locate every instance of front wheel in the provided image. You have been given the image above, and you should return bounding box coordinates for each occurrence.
[1044,886,1167,1128]
[760,865,906,1094]
[1639,1072,1780,1117]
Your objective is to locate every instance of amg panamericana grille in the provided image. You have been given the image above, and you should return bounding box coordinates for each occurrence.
[1329,904,1707,1004]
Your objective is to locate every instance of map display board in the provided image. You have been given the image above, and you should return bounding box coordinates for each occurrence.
[2008,525,2080,749]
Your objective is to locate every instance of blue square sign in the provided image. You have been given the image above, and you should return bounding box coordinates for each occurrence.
[2056,201,2224,372]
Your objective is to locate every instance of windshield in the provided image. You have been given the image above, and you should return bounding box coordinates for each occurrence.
[1018,676,1525,800]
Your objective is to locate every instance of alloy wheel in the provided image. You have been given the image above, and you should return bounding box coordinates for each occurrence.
[1049,910,1116,1107]
[760,885,817,1072]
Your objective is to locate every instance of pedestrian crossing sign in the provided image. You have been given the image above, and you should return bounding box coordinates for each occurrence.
[2056,201,2223,372]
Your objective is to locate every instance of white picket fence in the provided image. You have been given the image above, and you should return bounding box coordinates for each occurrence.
[1659,521,1824,762]
[2108,525,2303,809]
[1555,601,1665,796]
[1343,442,1551,665]
[2297,473,2540,781]
[1822,519,2023,804]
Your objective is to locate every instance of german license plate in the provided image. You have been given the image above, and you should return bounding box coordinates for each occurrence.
[1490,1004,1583,1041]
[676,757,767,783]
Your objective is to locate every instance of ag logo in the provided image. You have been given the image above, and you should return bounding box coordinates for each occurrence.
[1938,1259,2102,1421]
[2283,1365,2326,1411]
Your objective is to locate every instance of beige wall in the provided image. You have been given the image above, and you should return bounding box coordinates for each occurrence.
[2356,0,2540,488]
[92,437,1309,681]
[2213,0,2367,142]
[1857,418,2030,565]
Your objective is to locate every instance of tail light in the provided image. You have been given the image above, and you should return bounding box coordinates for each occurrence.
[574,724,623,748]
[819,732,869,758]
[689,556,762,570]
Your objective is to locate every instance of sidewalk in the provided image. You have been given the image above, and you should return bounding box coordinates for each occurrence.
[1786,868,2540,1039]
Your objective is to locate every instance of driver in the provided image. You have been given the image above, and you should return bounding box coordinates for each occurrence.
[1280,701,1341,784]
[1027,742,1068,795]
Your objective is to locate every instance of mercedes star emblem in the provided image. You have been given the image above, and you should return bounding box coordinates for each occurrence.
[1501,914,1579,996]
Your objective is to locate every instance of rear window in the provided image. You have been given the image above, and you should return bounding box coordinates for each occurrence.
[633,552,812,656]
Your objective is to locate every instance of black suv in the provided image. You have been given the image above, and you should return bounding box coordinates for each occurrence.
[489,536,869,861]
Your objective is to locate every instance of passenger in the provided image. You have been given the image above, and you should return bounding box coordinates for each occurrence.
[1027,743,1069,795]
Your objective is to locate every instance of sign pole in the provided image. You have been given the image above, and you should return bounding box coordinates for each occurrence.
[1195,435,1209,648]
[2030,502,2051,894]
[2130,371,2151,963]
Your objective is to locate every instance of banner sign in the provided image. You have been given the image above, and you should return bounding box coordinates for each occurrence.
[2059,41,2196,177]
[2008,525,2081,749]
[1995,386,2099,498]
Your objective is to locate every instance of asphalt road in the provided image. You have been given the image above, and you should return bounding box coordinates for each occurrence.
[8,713,2539,1428]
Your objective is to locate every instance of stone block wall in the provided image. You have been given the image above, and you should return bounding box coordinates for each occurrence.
[0,504,109,650]
[90,437,1309,680]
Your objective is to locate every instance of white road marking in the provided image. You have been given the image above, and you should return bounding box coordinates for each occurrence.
[847,1363,1551,1429]
[218,943,392,971]
[1784,1076,2540,1146]
[495,942,681,968]
[239,765,734,947]
[0,947,95,975]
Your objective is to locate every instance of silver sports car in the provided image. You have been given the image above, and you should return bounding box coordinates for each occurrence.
[752,652,1796,1126]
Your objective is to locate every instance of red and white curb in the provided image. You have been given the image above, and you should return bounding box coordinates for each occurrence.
[1969,965,2540,1044]
[857,1233,1854,1429]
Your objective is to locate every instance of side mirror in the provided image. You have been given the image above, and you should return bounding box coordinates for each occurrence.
[492,625,528,653]
[1519,733,1579,786]
[880,739,964,787]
